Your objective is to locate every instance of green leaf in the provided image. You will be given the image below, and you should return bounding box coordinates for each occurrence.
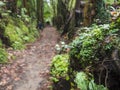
[0,1,5,7]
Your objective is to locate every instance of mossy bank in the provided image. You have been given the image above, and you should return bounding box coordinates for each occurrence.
[0,16,39,63]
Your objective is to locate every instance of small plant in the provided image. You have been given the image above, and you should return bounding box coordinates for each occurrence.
[0,39,2,47]
[0,39,8,63]
[75,72,108,90]
[11,41,25,50]
[50,54,69,82]
[111,17,120,29]
[55,41,70,54]
[0,48,8,63]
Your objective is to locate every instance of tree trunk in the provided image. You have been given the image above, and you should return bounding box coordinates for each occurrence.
[54,0,76,36]
[37,0,44,23]
[55,0,69,29]
[23,0,27,8]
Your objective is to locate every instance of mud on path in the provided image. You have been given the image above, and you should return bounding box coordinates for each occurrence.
[0,27,60,90]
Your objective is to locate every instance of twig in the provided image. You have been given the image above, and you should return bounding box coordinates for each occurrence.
[98,58,109,86]
[96,59,120,64]
[99,68,103,85]
[104,65,108,87]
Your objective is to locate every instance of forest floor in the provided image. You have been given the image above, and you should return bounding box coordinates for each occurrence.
[0,27,60,90]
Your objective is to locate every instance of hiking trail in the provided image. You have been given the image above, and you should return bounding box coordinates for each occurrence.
[0,27,60,90]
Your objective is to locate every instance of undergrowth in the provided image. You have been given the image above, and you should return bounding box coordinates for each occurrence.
[1,17,39,50]
[50,54,69,82]
[75,72,108,90]
[0,16,39,63]
[70,24,120,69]
[0,48,8,63]
[51,17,120,89]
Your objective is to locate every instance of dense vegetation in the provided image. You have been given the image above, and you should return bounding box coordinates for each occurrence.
[51,21,120,90]
[0,0,40,63]
[0,0,120,90]
[50,0,120,90]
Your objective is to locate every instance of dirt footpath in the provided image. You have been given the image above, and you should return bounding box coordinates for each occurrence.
[0,27,59,90]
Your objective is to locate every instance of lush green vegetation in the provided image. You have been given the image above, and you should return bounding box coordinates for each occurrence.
[0,0,120,90]
[50,54,69,82]
[0,48,8,63]
[51,20,120,89]
[4,18,36,49]
[0,1,39,63]
[75,72,108,90]
[70,24,119,69]
[50,0,120,90]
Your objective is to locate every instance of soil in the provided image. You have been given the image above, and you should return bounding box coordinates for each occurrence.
[0,27,60,90]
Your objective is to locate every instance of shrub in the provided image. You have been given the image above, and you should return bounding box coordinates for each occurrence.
[69,24,120,68]
[50,54,69,82]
